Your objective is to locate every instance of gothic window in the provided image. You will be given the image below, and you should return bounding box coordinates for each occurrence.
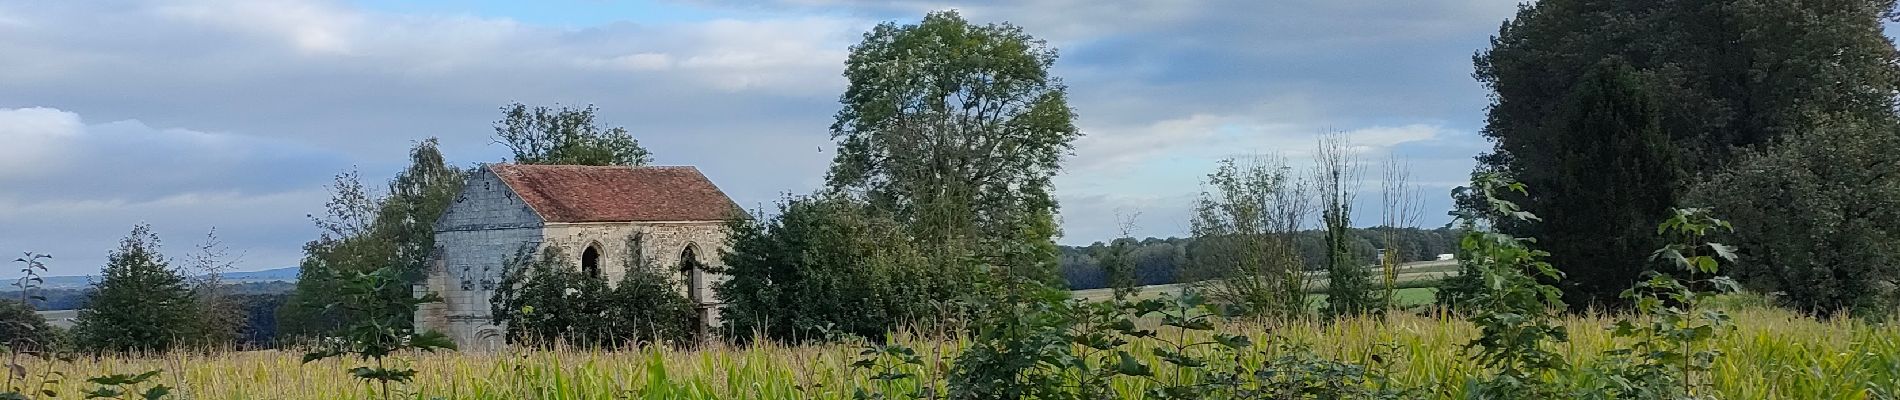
[582,244,602,279]
[679,244,704,304]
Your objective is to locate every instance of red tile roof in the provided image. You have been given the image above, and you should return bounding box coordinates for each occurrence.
[489,164,741,223]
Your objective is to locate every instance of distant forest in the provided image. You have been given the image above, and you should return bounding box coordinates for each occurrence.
[1,281,293,311]
[1059,227,1459,290]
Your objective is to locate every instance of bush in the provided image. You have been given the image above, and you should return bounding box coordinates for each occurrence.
[490,234,698,348]
[1695,119,1900,317]
[717,196,954,343]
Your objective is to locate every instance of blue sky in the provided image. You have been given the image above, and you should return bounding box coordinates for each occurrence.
[0,0,1523,275]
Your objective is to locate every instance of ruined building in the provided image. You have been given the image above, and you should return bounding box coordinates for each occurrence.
[415,164,740,349]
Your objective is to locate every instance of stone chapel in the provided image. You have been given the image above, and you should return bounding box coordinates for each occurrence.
[414,164,741,349]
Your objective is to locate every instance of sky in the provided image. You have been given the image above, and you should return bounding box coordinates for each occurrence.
[0,0,1525,276]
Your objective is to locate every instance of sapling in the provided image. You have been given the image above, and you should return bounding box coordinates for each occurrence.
[301,266,455,400]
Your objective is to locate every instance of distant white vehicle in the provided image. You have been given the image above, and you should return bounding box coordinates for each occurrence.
[1436,253,1456,261]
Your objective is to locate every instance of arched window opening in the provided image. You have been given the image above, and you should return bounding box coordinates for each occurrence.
[679,245,703,304]
[581,245,602,279]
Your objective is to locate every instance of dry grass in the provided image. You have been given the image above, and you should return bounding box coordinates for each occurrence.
[18,303,1896,399]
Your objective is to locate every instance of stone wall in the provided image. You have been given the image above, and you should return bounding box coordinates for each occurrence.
[420,166,735,350]
[539,221,730,307]
[418,167,544,350]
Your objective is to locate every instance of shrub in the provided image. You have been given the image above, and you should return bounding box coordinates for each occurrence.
[1695,118,1900,317]
[717,196,951,343]
[490,235,698,348]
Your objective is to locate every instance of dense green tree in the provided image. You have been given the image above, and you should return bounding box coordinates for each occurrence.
[1698,119,1900,316]
[377,138,467,281]
[1476,0,1900,170]
[717,196,944,343]
[72,225,201,353]
[1472,0,1899,306]
[0,299,57,351]
[494,103,651,166]
[280,170,390,337]
[279,139,465,338]
[1528,59,1681,307]
[600,246,698,346]
[826,11,1080,285]
[489,247,615,346]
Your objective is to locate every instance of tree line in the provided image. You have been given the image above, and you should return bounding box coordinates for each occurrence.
[1057,227,1458,291]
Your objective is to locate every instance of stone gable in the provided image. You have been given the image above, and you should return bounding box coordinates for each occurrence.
[416,164,736,350]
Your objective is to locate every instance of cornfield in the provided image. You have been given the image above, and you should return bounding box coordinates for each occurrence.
[26,305,1899,399]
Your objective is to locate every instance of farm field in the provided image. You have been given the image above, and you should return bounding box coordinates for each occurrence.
[1072,260,1459,304]
[22,302,1895,399]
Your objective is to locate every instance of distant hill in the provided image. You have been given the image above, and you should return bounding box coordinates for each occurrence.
[3,266,299,290]
[215,266,301,282]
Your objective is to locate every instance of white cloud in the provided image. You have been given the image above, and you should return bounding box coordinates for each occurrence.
[155,0,365,55]
[0,107,83,178]
[0,107,344,274]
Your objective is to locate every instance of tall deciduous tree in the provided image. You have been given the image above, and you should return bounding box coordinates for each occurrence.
[1472,0,1899,306]
[1316,132,1378,317]
[376,138,467,281]
[73,225,200,353]
[826,11,1080,285]
[280,139,465,337]
[494,103,651,166]
[1187,155,1312,319]
[1530,59,1679,307]
[185,228,243,348]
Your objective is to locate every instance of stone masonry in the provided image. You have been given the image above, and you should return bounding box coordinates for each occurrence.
[415,164,738,351]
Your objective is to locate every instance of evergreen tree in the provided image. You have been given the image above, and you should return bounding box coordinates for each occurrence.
[1530,59,1679,307]
[0,299,56,351]
[72,225,200,353]
[1470,0,1899,306]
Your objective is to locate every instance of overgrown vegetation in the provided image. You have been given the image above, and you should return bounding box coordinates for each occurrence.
[301,267,456,400]
[490,237,698,348]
